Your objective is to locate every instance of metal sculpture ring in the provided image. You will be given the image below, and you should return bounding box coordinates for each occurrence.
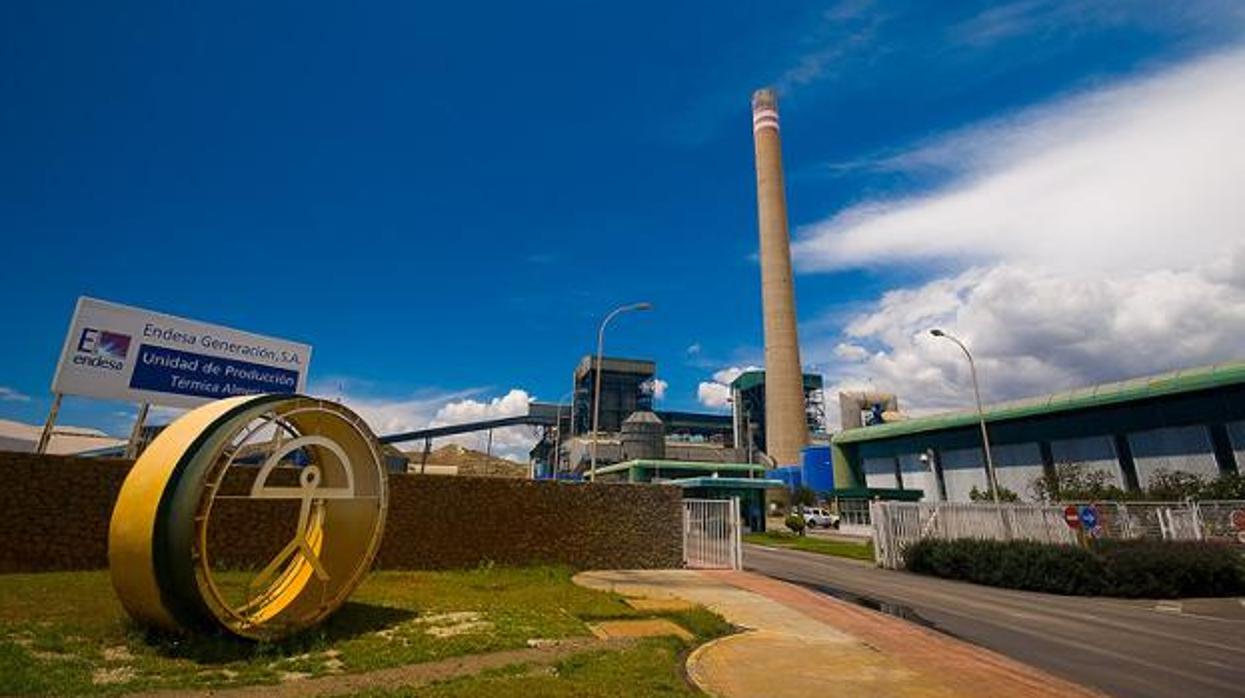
[108,394,388,640]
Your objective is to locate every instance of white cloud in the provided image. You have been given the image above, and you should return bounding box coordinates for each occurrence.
[0,386,30,402]
[696,382,732,410]
[796,47,1245,421]
[774,4,882,94]
[794,48,1245,274]
[696,365,762,410]
[686,343,701,356]
[643,378,668,401]
[949,1,1245,48]
[825,265,1245,417]
[428,389,537,460]
[833,343,870,362]
[317,384,539,462]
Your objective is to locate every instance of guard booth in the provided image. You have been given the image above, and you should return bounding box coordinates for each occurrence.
[673,476,784,533]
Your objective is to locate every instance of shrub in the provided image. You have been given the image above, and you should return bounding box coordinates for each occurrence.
[784,513,806,535]
[1030,464,1245,502]
[1145,470,1205,501]
[1194,472,1245,500]
[903,538,1245,598]
[1094,540,1245,598]
[968,484,1020,502]
[905,539,1105,595]
[1031,462,1133,502]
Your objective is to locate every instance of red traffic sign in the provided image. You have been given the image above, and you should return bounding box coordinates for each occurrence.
[1064,505,1081,529]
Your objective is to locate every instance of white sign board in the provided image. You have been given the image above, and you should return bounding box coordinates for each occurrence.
[51,297,312,409]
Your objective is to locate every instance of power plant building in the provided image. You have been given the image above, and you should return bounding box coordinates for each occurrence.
[830,361,1245,502]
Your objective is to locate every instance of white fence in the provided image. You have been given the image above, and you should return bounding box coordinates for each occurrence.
[683,498,742,570]
[869,499,1245,569]
[870,501,1075,569]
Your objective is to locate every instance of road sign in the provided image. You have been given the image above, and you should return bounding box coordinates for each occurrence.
[1231,510,1245,544]
[1063,505,1081,529]
[1231,509,1245,531]
[1079,505,1100,531]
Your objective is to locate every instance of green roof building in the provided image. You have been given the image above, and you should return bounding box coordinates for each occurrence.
[830,360,1245,502]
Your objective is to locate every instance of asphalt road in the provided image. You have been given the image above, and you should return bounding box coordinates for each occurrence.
[744,544,1245,698]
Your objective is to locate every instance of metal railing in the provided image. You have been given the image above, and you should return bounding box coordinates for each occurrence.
[869,499,1245,569]
[683,498,742,570]
[833,498,872,527]
[870,501,1075,569]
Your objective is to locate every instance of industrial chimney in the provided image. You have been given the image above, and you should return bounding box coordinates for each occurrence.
[751,87,808,466]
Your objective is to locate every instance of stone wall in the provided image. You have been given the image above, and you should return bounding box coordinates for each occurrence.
[0,452,683,573]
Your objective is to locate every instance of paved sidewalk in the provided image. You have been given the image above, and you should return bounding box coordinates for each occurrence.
[574,569,1105,698]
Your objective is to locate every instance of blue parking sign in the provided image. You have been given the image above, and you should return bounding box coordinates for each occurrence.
[1079,505,1099,531]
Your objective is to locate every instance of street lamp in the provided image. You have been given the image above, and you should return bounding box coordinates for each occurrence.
[930,328,1000,505]
[590,302,653,481]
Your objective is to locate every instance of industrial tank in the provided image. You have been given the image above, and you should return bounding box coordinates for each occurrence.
[620,411,665,461]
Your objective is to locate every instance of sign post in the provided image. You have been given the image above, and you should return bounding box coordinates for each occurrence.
[34,392,63,454]
[123,403,150,459]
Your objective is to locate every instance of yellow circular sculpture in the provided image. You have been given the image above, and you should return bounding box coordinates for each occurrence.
[108,394,388,640]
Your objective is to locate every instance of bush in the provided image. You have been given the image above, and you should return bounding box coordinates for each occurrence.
[784,513,806,535]
[1030,463,1245,502]
[968,484,1020,502]
[905,538,1105,595]
[1145,470,1205,501]
[1095,540,1245,598]
[1031,462,1133,502]
[903,538,1245,598]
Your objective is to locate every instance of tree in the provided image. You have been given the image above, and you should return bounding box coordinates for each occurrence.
[1145,469,1205,501]
[1030,462,1131,503]
[1200,472,1245,499]
[791,485,817,508]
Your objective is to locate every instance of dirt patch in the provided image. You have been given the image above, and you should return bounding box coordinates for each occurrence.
[375,610,495,643]
[588,619,693,642]
[93,666,137,685]
[103,645,135,662]
[624,598,696,612]
[123,637,633,698]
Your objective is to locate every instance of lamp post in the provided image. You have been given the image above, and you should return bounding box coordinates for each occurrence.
[930,329,1000,506]
[590,302,653,481]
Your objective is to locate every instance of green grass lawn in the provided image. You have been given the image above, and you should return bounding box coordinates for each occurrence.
[354,637,707,697]
[744,531,876,561]
[0,566,730,696]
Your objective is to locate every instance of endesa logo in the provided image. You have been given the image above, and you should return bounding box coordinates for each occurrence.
[73,327,132,371]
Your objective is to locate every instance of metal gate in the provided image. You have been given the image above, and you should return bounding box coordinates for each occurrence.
[683,498,742,569]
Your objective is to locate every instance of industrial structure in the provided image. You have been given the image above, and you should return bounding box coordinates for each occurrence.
[751,88,809,466]
[830,361,1245,501]
[527,355,831,480]
[730,369,826,462]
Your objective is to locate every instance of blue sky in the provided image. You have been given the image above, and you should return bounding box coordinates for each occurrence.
[3,1,1244,452]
